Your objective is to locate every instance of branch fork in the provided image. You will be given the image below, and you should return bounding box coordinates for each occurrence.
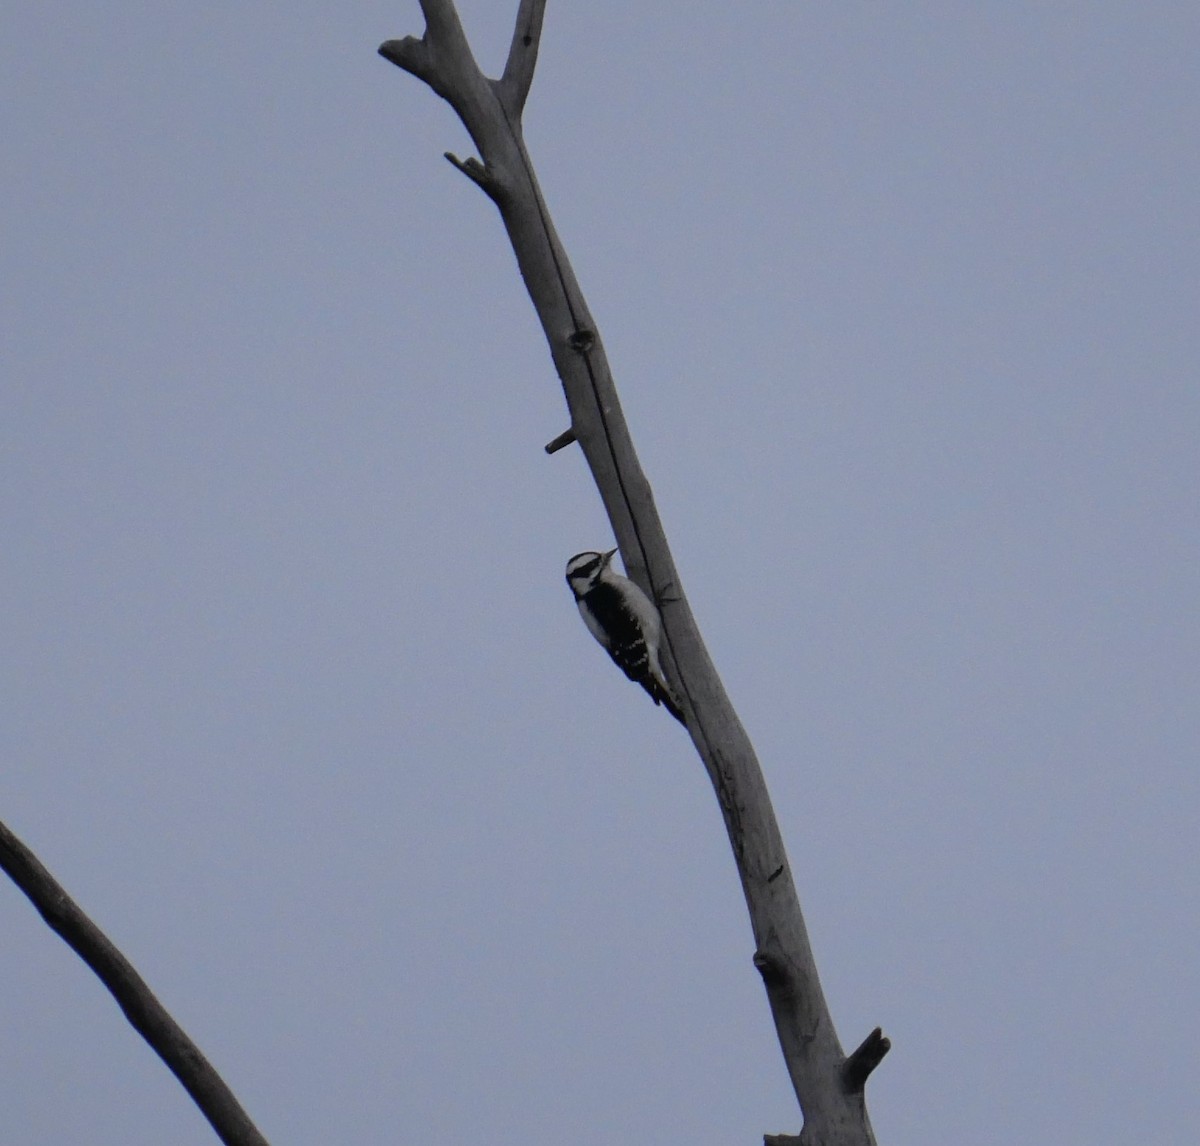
[379,0,547,202]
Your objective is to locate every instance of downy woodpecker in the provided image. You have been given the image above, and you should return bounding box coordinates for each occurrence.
[565,549,685,723]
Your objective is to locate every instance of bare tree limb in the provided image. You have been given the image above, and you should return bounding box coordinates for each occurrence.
[497,0,547,117]
[416,0,467,47]
[379,4,887,1143]
[0,818,270,1146]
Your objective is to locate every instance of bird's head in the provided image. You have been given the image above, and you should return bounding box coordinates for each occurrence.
[565,548,617,597]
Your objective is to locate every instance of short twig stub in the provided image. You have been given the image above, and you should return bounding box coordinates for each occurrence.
[544,428,577,454]
[841,1027,891,1092]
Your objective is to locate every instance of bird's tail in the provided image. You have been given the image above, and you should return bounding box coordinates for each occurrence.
[648,673,686,725]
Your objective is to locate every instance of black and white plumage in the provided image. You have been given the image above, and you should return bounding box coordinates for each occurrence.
[565,548,685,723]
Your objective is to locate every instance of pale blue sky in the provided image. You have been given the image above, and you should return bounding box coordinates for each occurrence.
[3,4,1197,1144]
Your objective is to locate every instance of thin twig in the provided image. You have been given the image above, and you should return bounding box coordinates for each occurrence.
[0,818,270,1146]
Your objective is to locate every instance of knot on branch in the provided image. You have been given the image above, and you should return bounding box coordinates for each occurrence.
[841,1026,891,1093]
[752,949,791,990]
[568,329,595,353]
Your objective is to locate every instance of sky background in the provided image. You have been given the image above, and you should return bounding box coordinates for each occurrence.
[3,3,1197,1144]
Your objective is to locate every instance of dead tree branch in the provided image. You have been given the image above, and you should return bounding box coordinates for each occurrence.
[0,818,270,1146]
[379,4,887,1143]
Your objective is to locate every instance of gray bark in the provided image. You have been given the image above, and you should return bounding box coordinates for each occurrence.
[380,5,888,1143]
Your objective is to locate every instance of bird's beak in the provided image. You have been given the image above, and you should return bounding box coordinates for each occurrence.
[603,547,618,564]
